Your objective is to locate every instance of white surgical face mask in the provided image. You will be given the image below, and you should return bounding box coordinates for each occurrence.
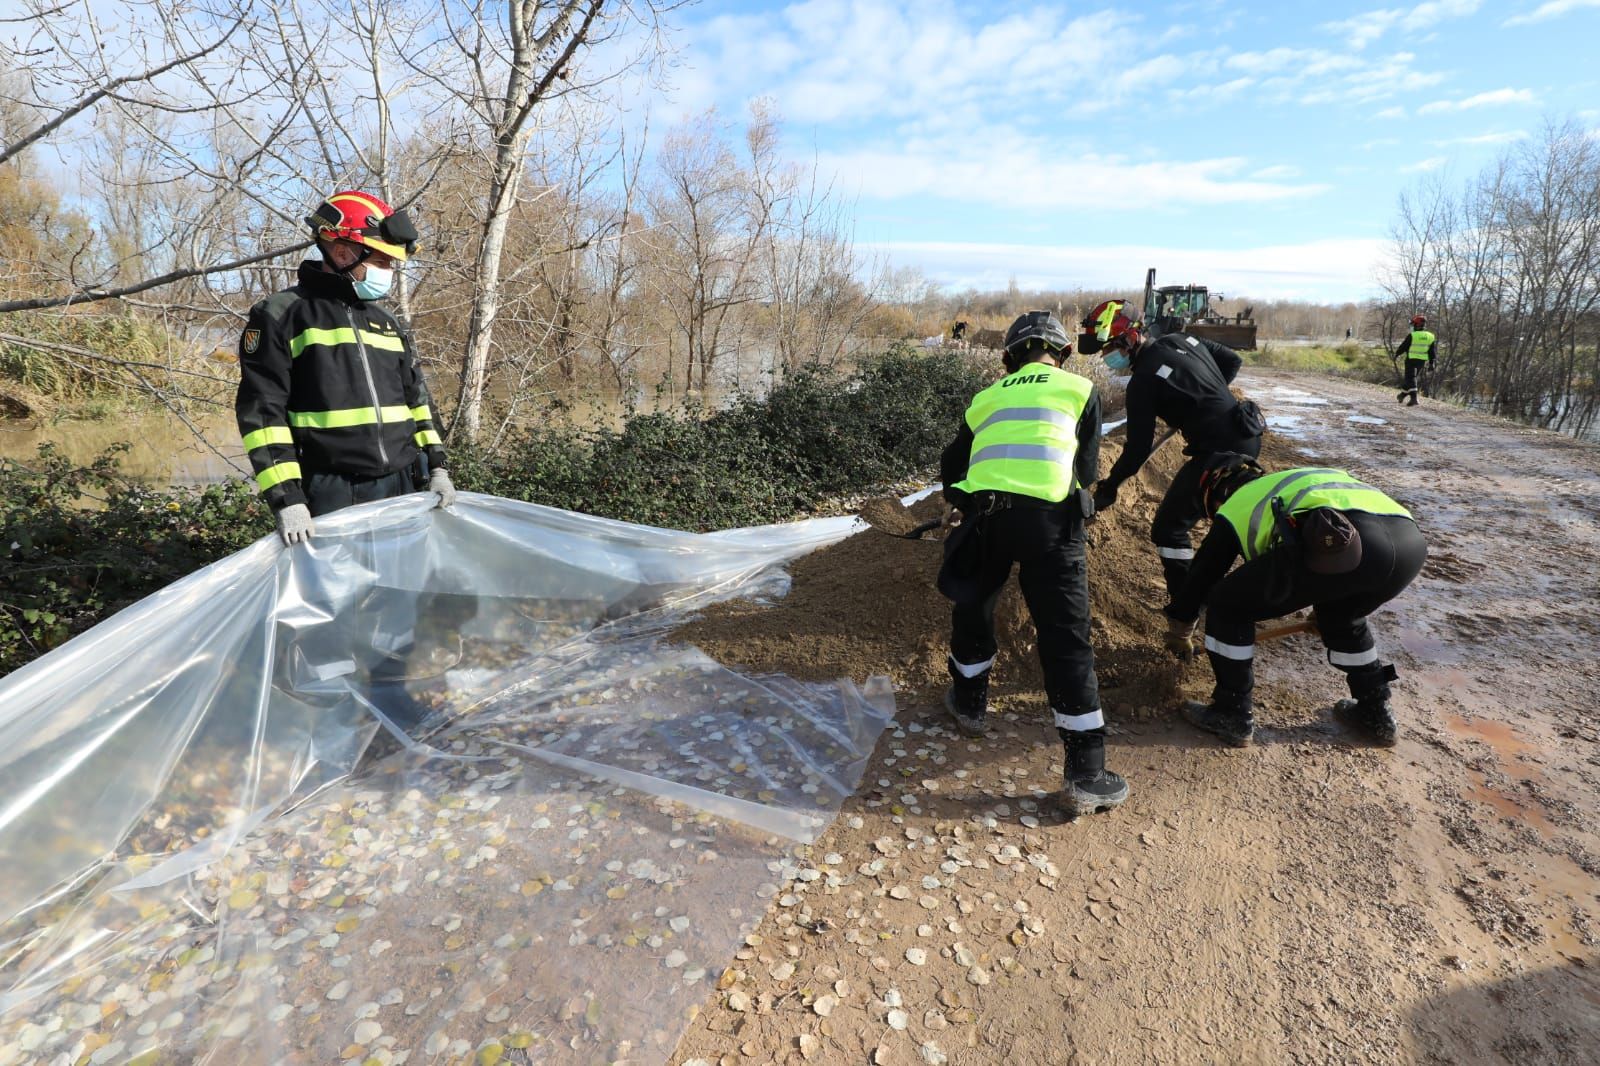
[353,264,394,300]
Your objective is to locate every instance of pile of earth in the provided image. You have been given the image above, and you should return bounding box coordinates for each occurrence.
[674,430,1311,722]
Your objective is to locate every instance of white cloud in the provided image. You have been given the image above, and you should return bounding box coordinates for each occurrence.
[1375,107,1407,119]
[866,238,1389,302]
[820,140,1327,209]
[1431,129,1528,146]
[1322,0,1482,49]
[1504,0,1600,26]
[1417,87,1538,113]
[1252,164,1303,179]
[1401,156,1449,172]
[1361,136,1402,149]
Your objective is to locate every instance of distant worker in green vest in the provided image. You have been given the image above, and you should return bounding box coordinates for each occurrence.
[1162,455,1427,747]
[938,310,1128,818]
[235,189,455,728]
[1395,313,1435,406]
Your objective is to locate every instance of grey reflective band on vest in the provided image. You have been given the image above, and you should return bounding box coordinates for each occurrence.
[1244,468,1338,556]
[973,407,1076,435]
[969,443,1075,467]
[1282,481,1369,515]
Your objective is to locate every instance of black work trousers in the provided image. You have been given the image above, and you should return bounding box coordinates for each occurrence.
[1152,435,1262,599]
[948,504,1100,725]
[1402,359,1426,394]
[303,465,418,518]
[1201,513,1427,698]
[299,464,422,693]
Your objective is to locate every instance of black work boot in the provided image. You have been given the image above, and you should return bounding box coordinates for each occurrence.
[944,658,990,738]
[365,679,435,732]
[1182,688,1254,747]
[1406,390,1419,407]
[1057,728,1129,818]
[1334,663,1399,746]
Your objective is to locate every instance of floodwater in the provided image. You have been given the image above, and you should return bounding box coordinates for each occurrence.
[0,409,246,487]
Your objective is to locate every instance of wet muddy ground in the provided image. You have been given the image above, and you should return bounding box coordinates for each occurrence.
[668,368,1600,1065]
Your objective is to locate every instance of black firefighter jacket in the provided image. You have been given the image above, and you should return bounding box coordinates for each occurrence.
[235,261,447,511]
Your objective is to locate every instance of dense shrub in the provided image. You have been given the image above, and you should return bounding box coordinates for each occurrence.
[453,344,987,530]
[1,346,986,675]
[0,445,273,674]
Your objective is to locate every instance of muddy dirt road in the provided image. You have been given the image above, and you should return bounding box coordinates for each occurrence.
[668,368,1599,1065]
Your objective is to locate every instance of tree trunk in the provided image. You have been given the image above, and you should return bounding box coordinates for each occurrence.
[453,152,524,442]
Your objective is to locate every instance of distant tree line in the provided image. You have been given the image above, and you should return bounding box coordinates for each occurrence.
[1378,121,1600,436]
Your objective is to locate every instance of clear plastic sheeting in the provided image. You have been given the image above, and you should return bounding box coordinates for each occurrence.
[0,493,897,1065]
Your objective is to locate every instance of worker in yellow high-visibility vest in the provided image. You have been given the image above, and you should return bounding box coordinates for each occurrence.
[1396,313,1436,406]
[1163,455,1428,748]
[938,311,1127,818]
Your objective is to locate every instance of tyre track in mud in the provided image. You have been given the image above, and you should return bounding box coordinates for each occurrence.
[668,368,1598,1066]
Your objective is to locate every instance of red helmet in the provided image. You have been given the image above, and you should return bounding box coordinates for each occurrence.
[1085,299,1142,354]
[1410,314,1426,328]
[305,190,417,261]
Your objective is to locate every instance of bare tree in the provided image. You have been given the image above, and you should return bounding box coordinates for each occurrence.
[401,0,672,443]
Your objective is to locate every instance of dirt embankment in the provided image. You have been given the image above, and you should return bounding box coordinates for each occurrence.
[679,430,1307,719]
[669,374,1600,1066]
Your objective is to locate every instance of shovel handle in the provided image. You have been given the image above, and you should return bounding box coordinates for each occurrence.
[1256,618,1318,643]
[905,518,942,539]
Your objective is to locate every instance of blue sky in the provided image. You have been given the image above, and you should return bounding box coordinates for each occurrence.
[651,0,1600,301]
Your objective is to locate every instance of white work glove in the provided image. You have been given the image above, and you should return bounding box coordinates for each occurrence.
[275,503,315,546]
[428,468,456,509]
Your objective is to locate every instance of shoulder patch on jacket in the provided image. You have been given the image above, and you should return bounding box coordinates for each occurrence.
[242,328,262,354]
[1156,364,1174,379]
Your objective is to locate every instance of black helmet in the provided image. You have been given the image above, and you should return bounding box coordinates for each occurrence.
[1002,310,1072,367]
[1198,452,1265,516]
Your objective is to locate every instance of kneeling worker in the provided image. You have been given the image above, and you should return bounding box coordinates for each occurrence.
[938,311,1127,817]
[1163,456,1427,746]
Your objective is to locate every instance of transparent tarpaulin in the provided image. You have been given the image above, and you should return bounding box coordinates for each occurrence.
[0,493,897,1065]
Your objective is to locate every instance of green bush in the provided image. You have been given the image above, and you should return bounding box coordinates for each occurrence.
[454,344,987,531]
[0,345,985,676]
[0,444,272,674]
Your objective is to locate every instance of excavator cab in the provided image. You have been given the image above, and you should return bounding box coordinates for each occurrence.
[1141,268,1258,350]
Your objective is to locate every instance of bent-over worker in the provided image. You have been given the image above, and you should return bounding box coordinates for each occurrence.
[1164,455,1428,747]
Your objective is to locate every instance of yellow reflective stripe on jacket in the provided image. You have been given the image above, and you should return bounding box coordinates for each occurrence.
[288,404,412,429]
[415,429,443,447]
[952,364,1093,503]
[255,460,302,491]
[241,425,294,451]
[409,404,433,422]
[361,331,405,352]
[289,326,406,358]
